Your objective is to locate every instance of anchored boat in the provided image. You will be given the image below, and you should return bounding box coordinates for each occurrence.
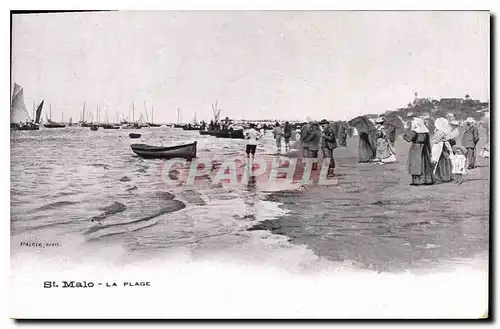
[130,141,197,160]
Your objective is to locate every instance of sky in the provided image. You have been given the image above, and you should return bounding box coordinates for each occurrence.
[11,11,489,123]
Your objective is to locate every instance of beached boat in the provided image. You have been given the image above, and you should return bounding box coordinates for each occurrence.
[129,133,141,139]
[90,125,99,131]
[130,141,197,160]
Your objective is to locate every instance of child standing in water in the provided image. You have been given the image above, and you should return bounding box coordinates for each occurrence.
[451,145,468,184]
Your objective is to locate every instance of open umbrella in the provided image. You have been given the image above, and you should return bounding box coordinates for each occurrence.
[383,115,404,132]
[347,115,376,133]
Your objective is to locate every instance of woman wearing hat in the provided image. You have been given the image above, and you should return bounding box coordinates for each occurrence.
[431,117,454,183]
[403,118,435,186]
[462,117,480,169]
[372,117,396,164]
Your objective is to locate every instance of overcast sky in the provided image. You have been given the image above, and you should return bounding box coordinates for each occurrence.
[11,11,489,123]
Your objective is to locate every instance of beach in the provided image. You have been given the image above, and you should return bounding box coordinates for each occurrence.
[10,126,489,318]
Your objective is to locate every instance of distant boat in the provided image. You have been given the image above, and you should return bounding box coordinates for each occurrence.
[130,141,197,160]
[90,125,99,131]
[199,130,210,135]
[129,133,141,139]
[210,129,245,139]
[182,125,202,131]
[102,124,120,130]
[10,83,41,131]
[173,124,185,129]
[43,105,66,128]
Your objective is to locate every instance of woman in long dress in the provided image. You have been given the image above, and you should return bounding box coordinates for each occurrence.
[431,117,454,183]
[403,118,434,185]
[373,118,396,164]
[358,131,375,163]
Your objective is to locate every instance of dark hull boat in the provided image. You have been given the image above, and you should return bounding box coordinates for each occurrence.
[199,130,210,135]
[211,129,245,139]
[129,133,141,139]
[43,123,66,128]
[182,126,202,131]
[103,124,120,129]
[131,141,197,160]
[173,124,185,129]
[149,123,161,127]
[11,123,40,131]
[90,125,99,131]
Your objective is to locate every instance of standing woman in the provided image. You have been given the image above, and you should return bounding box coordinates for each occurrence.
[431,117,454,183]
[373,118,396,164]
[462,117,480,169]
[403,118,435,186]
[358,130,375,163]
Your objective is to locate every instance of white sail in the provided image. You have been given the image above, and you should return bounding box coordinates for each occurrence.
[11,83,30,123]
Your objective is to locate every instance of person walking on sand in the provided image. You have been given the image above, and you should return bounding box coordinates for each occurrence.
[283,121,293,153]
[244,123,262,163]
[451,145,468,184]
[403,117,435,186]
[300,121,311,158]
[303,121,322,170]
[462,117,480,169]
[320,119,337,177]
[272,122,284,154]
[431,117,454,183]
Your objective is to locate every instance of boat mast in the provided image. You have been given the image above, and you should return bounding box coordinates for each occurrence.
[144,101,150,123]
[61,108,64,123]
[32,100,35,121]
[83,102,86,123]
[177,108,181,124]
[152,105,154,124]
[132,102,135,123]
[50,104,52,120]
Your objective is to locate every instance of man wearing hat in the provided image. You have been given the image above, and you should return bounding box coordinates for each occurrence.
[462,117,480,169]
[320,119,337,177]
[302,121,322,170]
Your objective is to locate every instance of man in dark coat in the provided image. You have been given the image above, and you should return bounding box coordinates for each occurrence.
[462,117,480,169]
[320,119,337,176]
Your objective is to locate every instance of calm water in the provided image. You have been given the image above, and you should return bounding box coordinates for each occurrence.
[10,126,489,273]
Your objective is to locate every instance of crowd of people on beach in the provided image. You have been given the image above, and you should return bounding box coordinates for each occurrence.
[404,116,481,186]
[242,113,487,186]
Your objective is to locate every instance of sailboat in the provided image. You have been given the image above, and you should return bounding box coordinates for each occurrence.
[173,108,185,128]
[149,105,161,127]
[10,83,41,130]
[43,104,66,128]
[122,102,141,129]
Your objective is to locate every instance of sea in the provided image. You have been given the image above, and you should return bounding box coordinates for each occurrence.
[10,126,490,318]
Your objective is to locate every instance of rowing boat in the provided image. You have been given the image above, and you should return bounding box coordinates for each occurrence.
[130,141,197,160]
